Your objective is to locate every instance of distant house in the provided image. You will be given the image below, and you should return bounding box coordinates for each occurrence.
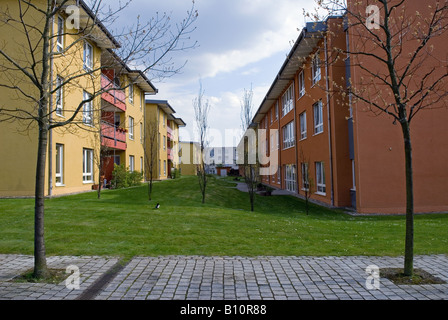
[204,147,239,175]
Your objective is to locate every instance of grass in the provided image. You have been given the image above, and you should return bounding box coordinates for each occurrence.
[0,175,447,261]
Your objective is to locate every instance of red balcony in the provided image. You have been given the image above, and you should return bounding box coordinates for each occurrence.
[101,74,126,112]
[167,126,173,140]
[101,122,127,151]
[167,147,174,161]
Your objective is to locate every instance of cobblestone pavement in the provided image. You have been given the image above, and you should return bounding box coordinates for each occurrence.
[0,254,447,300]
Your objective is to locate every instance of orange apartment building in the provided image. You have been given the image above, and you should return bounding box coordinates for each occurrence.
[250,6,448,214]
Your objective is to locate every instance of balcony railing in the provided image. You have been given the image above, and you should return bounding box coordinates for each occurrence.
[101,74,126,112]
[101,121,127,151]
[166,126,173,140]
[167,147,174,160]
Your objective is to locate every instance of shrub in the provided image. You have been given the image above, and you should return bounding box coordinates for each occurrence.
[111,164,143,189]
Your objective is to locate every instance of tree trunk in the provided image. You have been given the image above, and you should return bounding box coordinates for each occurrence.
[33,122,49,279]
[148,178,153,201]
[401,121,414,277]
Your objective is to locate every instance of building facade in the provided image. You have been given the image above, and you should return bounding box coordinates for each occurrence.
[246,8,448,214]
[0,1,186,198]
[144,100,185,181]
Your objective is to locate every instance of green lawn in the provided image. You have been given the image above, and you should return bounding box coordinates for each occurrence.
[0,175,447,260]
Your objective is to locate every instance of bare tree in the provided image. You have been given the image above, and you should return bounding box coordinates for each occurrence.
[240,86,258,212]
[193,81,211,204]
[0,0,197,279]
[312,0,448,276]
[144,115,159,201]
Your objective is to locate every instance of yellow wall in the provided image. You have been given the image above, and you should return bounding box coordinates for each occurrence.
[123,79,145,175]
[0,1,104,197]
[179,142,200,176]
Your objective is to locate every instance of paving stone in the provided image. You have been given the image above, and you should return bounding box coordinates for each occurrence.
[1,254,448,300]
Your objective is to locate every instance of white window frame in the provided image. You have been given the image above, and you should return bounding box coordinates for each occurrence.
[140,122,143,144]
[83,148,94,183]
[316,161,326,194]
[285,164,297,192]
[83,41,93,71]
[275,102,279,120]
[312,51,321,85]
[129,116,134,140]
[129,155,135,172]
[83,91,93,125]
[56,16,64,53]
[129,83,134,104]
[55,144,64,186]
[298,70,305,98]
[314,101,323,134]
[282,84,295,117]
[299,112,307,140]
[55,76,63,116]
[282,121,295,149]
[301,162,309,191]
[277,165,281,184]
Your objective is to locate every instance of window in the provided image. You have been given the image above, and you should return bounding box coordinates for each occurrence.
[83,148,94,183]
[55,144,64,186]
[129,83,134,104]
[301,163,309,190]
[140,157,144,172]
[163,113,166,127]
[83,41,93,70]
[312,51,321,85]
[316,162,326,194]
[277,166,281,184]
[282,84,294,116]
[163,135,166,150]
[159,160,161,176]
[57,16,64,52]
[275,102,278,120]
[299,112,307,140]
[298,70,305,98]
[129,116,134,140]
[282,121,295,149]
[140,122,143,144]
[285,164,297,192]
[163,160,166,175]
[129,155,135,172]
[83,91,93,125]
[314,101,323,134]
[270,109,273,124]
[55,76,63,116]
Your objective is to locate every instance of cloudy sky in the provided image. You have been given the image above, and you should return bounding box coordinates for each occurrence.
[110,0,319,147]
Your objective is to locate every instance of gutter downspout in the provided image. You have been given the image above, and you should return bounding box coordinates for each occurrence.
[324,34,335,207]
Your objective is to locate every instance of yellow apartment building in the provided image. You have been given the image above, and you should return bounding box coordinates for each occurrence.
[144,100,185,180]
[179,141,200,176]
[0,0,157,197]
[100,50,157,186]
[0,0,118,197]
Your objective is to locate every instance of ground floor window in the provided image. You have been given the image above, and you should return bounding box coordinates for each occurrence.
[55,144,64,186]
[277,166,281,184]
[315,161,326,194]
[83,148,94,183]
[285,164,296,192]
[301,162,309,191]
[129,155,135,172]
